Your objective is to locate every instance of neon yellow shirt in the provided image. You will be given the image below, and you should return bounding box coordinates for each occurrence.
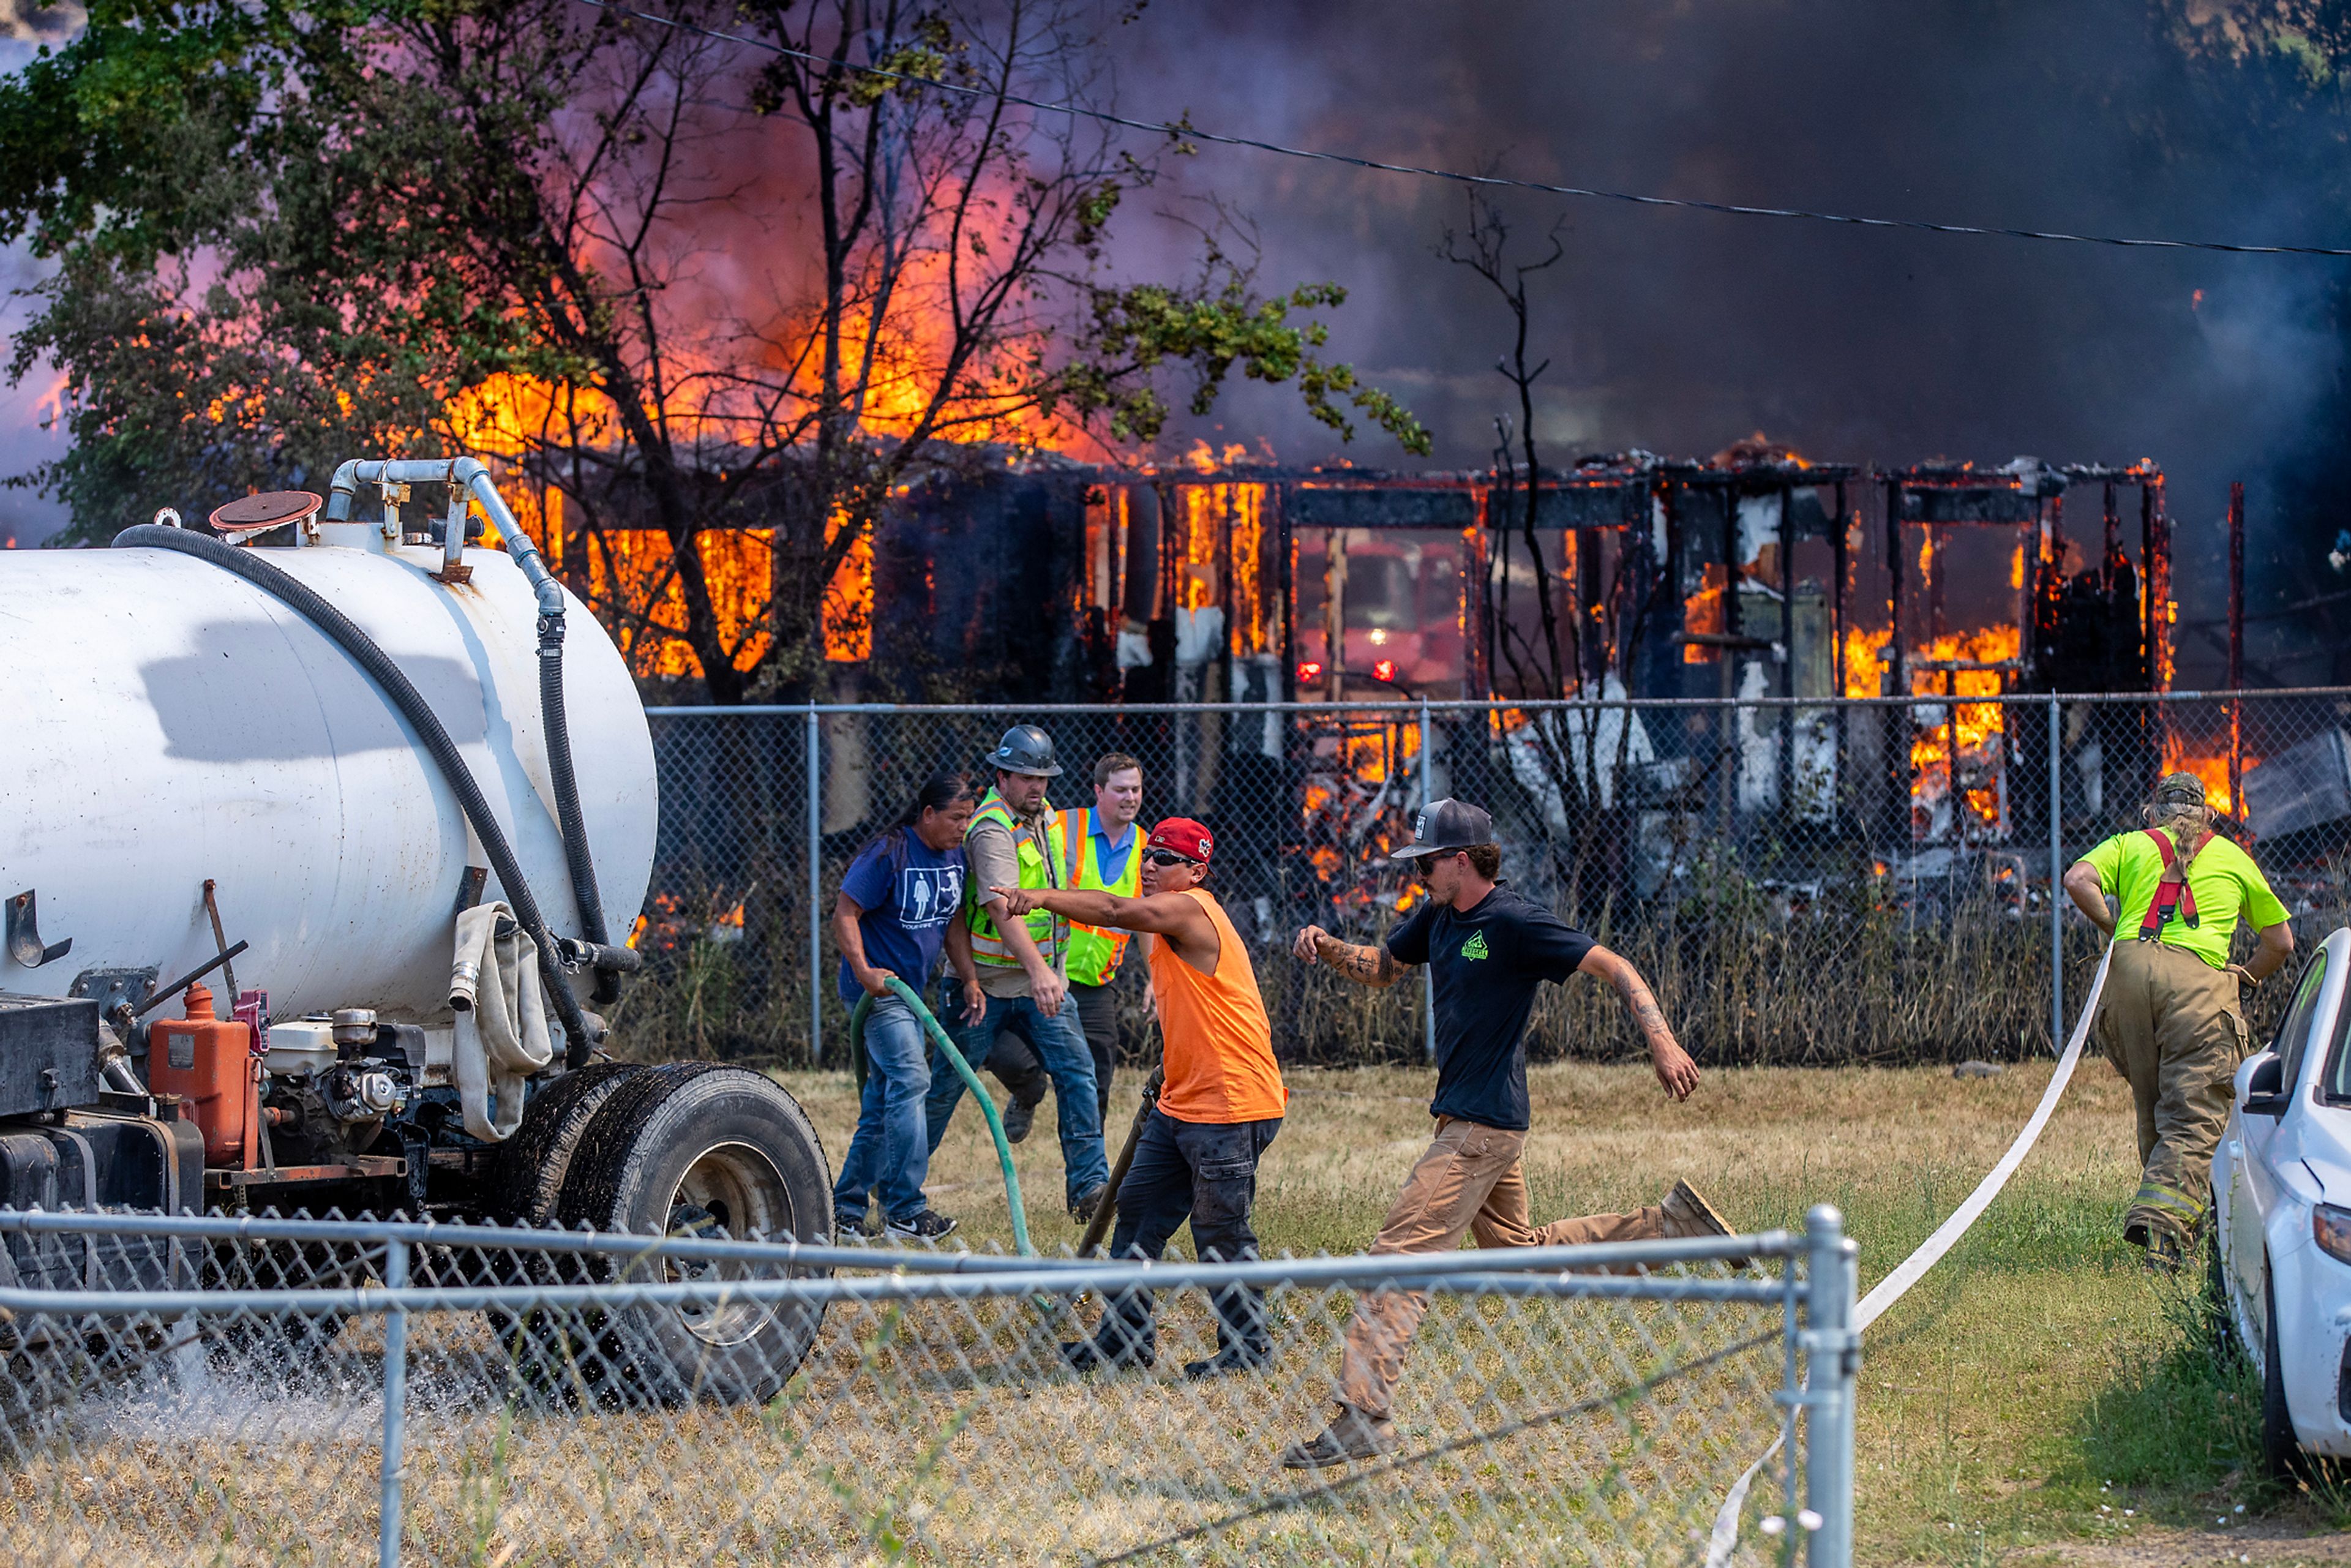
[2080,830,2289,969]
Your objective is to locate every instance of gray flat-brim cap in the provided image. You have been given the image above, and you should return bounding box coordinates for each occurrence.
[1389,798,1495,858]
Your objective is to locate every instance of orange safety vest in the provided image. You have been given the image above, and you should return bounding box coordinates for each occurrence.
[1048,808,1144,986]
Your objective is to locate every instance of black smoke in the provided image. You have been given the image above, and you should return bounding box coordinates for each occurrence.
[1108,0,2351,682]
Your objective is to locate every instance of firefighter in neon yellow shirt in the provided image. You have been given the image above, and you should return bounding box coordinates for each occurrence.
[2061,772,2295,1264]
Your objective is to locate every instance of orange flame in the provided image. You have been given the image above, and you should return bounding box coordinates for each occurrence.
[1842,626,1892,698]
[1183,440,1255,473]
[580,528,775,680]
[1176,482,1272,649]
[1682,564,1727,664]
[1907,626,2022,829]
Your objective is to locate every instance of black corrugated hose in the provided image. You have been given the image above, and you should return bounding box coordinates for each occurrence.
[536,611,617,1002]
[112,523,600,1065]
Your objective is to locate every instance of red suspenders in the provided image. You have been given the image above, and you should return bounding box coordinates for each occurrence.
[2135,828,2202,941]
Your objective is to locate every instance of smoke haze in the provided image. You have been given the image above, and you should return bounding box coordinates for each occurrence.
[5,0,2345,680]
[1106,0,2347,679]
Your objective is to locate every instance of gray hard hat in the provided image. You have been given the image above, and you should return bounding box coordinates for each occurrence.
[986,724,1063,778]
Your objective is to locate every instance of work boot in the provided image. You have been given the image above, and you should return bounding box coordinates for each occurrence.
[1659,1178,1751,1269]
[1000,1095,1038,1146]
[2123,1204,2197,1271]
[1070,1183,1108,1224]
[1183,1345,1270,1381]
[2126,1214,2188,1272]
[1278,1405,1397,1469]
[1059,1335,1154,1373]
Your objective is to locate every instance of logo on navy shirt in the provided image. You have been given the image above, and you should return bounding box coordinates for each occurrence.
[900,866,962,928]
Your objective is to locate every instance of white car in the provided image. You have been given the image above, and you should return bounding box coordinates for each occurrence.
[2214,925,2351,1471]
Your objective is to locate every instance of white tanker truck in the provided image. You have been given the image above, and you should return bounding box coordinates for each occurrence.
[0,459,834,1400]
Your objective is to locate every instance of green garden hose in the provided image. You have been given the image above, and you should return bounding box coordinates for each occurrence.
[847,977,1034,1258]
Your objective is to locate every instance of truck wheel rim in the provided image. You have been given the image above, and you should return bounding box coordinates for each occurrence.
[662,1141,795,1348]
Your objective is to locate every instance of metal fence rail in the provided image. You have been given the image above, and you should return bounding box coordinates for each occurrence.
[0,1206,1856,1566]
[627,690,2351,1068]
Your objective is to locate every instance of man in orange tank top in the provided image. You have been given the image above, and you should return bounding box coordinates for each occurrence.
[992,816,1288,1379]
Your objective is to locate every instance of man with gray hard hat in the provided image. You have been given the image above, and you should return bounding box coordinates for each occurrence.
[924,724,1112,1221]
[984,751,1147,1141]
[1278,797,1733,1469]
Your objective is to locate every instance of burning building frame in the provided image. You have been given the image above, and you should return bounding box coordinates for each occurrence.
[545,445,2207,894]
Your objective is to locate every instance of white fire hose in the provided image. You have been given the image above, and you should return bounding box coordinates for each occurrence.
[1704,943,2117,1564]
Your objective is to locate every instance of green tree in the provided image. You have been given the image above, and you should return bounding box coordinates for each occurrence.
[0,0,1428,700]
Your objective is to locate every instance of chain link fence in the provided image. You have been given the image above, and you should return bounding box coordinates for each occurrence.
[619,691,2351,1069]
[0,1207,1854,1566]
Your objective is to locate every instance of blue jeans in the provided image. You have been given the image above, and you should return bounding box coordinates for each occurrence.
[928,978,1109,1206]
[832,994,933,1224]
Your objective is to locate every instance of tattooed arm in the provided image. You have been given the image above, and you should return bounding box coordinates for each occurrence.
[1291,924,1414,988]
[1578,945,1701,1101]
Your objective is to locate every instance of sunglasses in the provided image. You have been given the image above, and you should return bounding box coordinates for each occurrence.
[1142,848,1202,868]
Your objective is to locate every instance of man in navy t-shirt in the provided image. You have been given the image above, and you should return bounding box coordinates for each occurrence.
[830,776,981,1242]
[1277,798,1738,1469]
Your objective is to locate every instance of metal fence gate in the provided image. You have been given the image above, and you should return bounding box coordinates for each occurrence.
[0,1205,1856,1566]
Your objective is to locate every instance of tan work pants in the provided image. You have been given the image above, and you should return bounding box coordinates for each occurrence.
[1336,1117,1664,1421]
[2096,940,2249,1246]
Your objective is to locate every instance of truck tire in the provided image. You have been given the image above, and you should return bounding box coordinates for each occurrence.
[478,1062,644,1391]
[494,1062,641,1227]
[511,1063,833,1405]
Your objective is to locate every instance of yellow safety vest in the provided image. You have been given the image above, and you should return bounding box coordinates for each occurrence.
[1050,808,1144,987]
[964,792,1066,969]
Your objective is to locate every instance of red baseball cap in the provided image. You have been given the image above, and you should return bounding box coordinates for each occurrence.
[1147,817,1215,864]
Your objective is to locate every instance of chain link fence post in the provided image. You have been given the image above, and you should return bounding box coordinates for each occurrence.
[378,1233,410,1568]
[1803,1203,1859,1568]
[807,701,822,1066]
[1420,692,1436,1061]
[2049,693,2063,1054]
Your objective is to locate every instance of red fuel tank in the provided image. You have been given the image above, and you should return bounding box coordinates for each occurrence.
[148,983,253,1166]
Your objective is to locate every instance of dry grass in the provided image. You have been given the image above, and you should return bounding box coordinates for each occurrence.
[851,1056,2349,1564]
[7,1058,2344,1565]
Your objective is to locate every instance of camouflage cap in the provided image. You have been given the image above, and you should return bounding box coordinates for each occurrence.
[2151,771,2208,808]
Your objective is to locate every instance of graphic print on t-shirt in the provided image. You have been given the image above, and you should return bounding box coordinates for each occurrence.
[1384,885,1595,1131]
[901,865,962,928]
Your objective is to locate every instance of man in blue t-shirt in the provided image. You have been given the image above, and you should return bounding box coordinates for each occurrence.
[1277,798,1734,1469]
[831,776,982,1242]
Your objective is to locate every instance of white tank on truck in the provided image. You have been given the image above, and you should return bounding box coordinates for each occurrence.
[0,461,835,1406]
[0,498,656,1026]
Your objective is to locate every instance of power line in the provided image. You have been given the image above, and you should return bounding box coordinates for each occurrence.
[575,0,2351,260]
